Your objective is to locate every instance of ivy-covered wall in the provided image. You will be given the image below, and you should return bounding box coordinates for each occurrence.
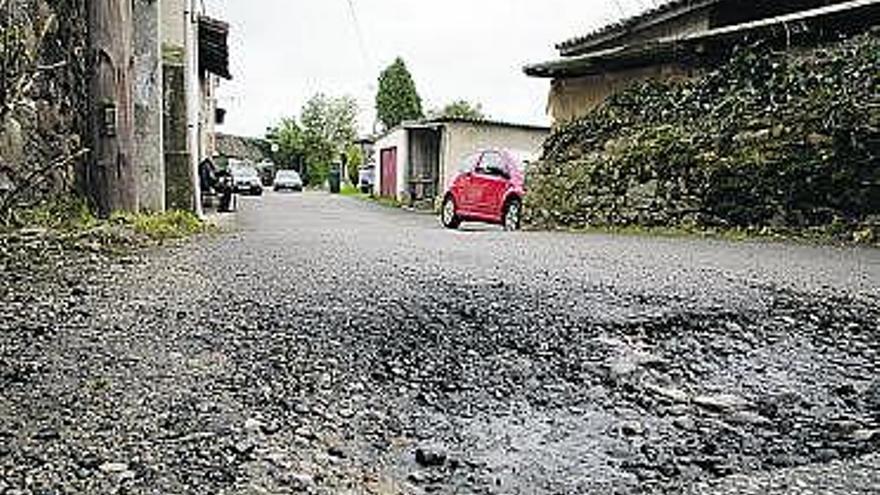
[527,33,879,242]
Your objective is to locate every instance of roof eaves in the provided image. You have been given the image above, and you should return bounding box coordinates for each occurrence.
[528,0,880,78]
[557,0,719,56]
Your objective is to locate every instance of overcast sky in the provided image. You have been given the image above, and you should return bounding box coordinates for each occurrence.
[204,0,662,137]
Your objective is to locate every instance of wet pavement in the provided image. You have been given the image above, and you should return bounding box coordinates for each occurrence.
[1,192,879,494]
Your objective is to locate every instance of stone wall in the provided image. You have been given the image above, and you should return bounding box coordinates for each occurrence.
[527,33,880,243]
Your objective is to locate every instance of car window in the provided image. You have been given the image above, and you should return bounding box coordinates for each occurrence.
[477,152,506,176]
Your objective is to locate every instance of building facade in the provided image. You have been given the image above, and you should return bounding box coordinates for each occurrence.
[129,0,230,214]
[373,118,549,205]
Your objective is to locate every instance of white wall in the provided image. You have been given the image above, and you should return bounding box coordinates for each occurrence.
[440,123,549,193]
[373,128,408,200]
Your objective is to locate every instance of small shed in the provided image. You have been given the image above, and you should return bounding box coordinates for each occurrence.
[373,118,549,205]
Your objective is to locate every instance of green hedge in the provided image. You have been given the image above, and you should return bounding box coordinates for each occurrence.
[527,33,879,241]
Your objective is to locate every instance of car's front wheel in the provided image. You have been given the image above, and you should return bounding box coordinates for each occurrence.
[441,196,462,229]
[503,198,522,232]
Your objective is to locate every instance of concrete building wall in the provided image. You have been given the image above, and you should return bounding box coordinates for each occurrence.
[161,0,185,48]
[548,64,691,124]
[440,123,549,193]
[548,8,710,124]
[373,128,409,200]
[133,0,165,213]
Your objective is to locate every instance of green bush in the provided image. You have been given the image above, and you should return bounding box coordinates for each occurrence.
[528,33,880,241]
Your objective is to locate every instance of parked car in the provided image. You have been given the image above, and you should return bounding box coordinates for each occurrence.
[358,165,375,194]
[273,169,304,192]
[231,163,264,196]
[440,149,533,231]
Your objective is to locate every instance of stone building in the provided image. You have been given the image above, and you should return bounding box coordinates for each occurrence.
[525,0,877,123]
[373,118,549,205]
[132,0,231,214]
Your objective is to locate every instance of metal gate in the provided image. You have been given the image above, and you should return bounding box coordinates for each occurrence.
[380,147,397,198]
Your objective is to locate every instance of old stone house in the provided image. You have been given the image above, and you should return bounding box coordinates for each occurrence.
[525,0,879,123]
[373,118,549,205]
[134,0,231,214]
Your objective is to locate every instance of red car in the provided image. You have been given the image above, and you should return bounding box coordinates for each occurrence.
[441,149,530,231]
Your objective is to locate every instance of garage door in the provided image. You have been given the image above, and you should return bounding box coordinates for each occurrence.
[380,147,397,198]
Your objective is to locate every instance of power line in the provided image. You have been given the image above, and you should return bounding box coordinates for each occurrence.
[344,0,371,71]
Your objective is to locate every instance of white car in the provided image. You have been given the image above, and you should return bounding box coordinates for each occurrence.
[231,164,264,196]
[273,170,304,192]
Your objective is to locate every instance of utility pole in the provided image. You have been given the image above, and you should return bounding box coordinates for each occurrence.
[88,0,138,216]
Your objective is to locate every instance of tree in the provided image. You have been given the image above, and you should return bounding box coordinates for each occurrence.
[376,58,423,130]
[299,94,358,185]
[345,144,364,186]
[430,100,486,120]
[266,118,305,171]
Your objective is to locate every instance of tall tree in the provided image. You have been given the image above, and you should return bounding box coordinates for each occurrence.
[88,0,138,215]
[376,58,423,130]
[299,94,358,185]
[430,100,486,120]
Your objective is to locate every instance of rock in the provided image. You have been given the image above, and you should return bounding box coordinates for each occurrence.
[232,440,256,458]
[284,472,315,490]
[673,417,696,431]
[33,427,60,441]
[295,425,317,441]
[244,417,264,432]
[727,411,771,426]
[408,471,427,484]
[327,445,347,459]
[99,462,130,474]
[851,429,879,443]
[415,444,448,468]
[645,384,690,404]
[260,421,281,435]
[693,394,750,413]
[621,421,646,437]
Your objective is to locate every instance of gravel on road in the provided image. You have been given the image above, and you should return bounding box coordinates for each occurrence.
[1,192,878,494]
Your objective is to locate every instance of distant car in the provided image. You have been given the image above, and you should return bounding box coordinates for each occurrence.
[231,164,263,196]
[440,149,533,231]
[358,165,375,194]
[273,170,303,192]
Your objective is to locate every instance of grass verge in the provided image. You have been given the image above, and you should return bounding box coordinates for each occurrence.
[2,200,208,255]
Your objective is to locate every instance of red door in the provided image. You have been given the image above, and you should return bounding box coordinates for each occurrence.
[380,147,397,198]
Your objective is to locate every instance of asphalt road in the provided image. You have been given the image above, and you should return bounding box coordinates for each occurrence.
[1,192,879,494]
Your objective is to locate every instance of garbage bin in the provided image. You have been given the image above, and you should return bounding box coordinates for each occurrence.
[328,164,341,194]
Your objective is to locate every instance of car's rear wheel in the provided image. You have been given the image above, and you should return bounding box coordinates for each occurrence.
[503,198,522,232]
[441,196,461,229]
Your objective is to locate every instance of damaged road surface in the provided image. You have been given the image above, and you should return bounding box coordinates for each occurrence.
[1,193,879,494]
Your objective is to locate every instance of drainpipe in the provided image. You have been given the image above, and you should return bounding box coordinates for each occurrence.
[184,0,204,217]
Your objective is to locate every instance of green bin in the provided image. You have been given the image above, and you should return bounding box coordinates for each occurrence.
[328,164,341,194]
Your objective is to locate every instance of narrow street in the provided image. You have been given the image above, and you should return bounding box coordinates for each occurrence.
[2,193,879,494]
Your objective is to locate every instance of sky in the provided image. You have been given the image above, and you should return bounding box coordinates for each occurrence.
[203,0,663,138]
